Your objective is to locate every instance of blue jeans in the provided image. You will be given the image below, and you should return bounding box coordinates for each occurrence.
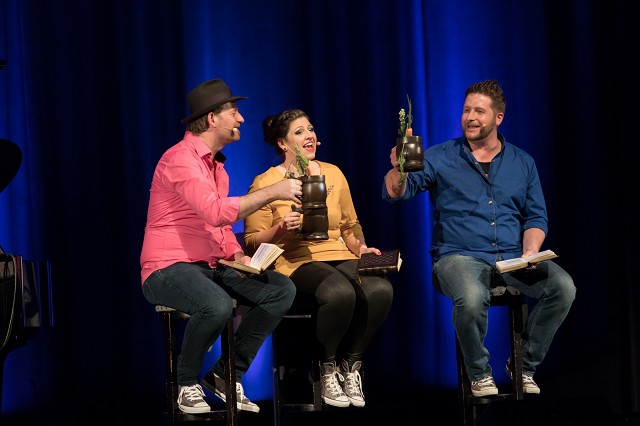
[142,262,296,386]
[433,254,576,381]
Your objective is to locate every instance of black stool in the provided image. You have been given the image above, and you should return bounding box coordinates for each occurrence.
[271,305,322,426]
[156,301,238,426]
[456,286,528,426]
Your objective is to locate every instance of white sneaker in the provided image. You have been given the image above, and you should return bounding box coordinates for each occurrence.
[177,384,211,414]
[201,372,260,413]
[232,382,260,413]
[470,375,498,397]
[505,362,541,394]
[339,360,365,407]
[320,361,350,407]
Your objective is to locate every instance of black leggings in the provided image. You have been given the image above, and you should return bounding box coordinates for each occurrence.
[290,259,394,364]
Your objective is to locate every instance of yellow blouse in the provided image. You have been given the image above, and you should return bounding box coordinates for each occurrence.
[244,161,363,277]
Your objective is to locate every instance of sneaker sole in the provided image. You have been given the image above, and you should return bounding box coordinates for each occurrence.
[201,376,261,413]
[471,389,499,397]
[178,405,211,414]
[323,397,350,408]
[347,397,365,407]
[239,403,260,413]
[504,365,541,394]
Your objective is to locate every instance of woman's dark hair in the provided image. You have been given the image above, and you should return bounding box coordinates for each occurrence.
[262,109,309,158]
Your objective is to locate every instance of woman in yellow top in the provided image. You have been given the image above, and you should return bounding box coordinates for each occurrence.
[244,109,393,408]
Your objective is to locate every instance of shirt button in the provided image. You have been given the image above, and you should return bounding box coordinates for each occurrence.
[491,242,496,246]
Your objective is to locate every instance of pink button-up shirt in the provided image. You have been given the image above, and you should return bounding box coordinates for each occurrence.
[140,131,242,284]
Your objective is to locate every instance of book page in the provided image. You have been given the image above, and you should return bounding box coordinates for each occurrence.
[496,257,527,270]
[522,249,557,264]
[496,249,558,273]
[249,243,284,270]
[249,244,270,270]
[218,259,261,275]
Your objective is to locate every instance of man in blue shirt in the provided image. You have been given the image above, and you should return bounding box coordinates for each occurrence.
[382,80,575,397]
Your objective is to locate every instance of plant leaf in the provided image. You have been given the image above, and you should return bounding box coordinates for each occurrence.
[294,145,309,176]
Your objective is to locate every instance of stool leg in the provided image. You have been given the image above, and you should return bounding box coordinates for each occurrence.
[508,298,525,400]
[161,312,178,425]
[311,359,322,409]
[272,327,283,426]
[456,336,475,426]
[272,313,322,426]
[221,313,238,426]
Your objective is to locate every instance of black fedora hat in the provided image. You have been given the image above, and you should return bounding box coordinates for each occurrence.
[181,78,247,123]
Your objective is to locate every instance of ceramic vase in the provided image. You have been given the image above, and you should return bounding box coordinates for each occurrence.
[396,135,424,172]
[299,175,329,241]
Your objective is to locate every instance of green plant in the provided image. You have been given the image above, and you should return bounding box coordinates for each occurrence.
[286,145,313,235]
[285,144,310,178]
[397,95,413,137]
[396,94,413,187]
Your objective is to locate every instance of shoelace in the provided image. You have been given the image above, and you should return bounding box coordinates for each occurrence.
[344,370,363,396]
[506,364,537,385]
[323,372,345,396]
[182,384,205,401]
[472,376,494,386]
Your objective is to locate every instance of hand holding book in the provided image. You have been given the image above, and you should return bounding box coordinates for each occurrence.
[357,249,402,275]
[218,243,284,275]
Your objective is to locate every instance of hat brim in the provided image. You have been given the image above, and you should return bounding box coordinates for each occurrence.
[180,96,248,123]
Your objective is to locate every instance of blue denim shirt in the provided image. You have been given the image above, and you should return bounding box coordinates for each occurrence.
[382,134,548,265]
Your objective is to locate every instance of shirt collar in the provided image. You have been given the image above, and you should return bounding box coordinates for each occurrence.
[184,131,227,165]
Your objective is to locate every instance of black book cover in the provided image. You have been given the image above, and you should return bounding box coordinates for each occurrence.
[357,249,402,275]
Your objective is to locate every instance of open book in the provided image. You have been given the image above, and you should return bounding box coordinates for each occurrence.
[495,249,558,273]
[218,243,284,275]
[357,249,402,275]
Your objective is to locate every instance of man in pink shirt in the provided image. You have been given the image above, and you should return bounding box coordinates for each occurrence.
[140,78,300,415]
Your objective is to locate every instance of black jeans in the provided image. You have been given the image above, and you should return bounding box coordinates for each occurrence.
[290,259,393,363]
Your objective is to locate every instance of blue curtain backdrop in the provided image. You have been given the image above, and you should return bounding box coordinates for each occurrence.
[0,0,633,423]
